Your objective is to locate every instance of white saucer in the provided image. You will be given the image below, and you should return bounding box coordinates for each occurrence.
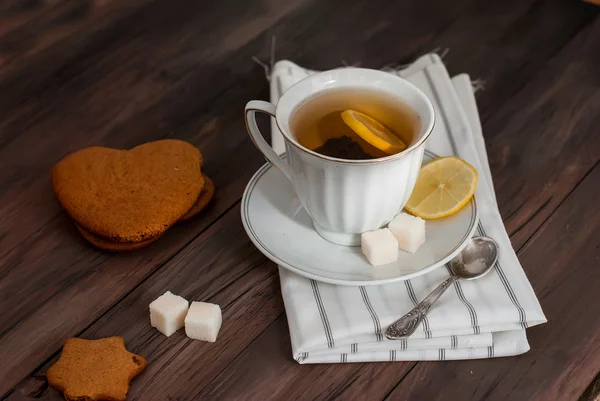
[241,151,478,286]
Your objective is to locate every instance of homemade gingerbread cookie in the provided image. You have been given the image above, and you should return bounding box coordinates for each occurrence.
[46,337,146,401]
[180,175,215,221]
[52,139,204,243]
[76,175,214,250]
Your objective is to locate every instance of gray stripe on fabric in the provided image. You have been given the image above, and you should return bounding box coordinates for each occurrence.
[310,280,335,348]
[360,287,384,341]
[445,263,480,334]
[478,224,528,328]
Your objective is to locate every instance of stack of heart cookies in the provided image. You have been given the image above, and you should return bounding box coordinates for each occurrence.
[52,139,214,251]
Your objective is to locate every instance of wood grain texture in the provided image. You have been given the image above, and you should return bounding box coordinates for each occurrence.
[197,315,416,401]
[483,16,600,248]
[0,0,599,400]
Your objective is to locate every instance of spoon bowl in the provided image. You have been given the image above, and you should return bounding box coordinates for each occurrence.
[450,236,499,280]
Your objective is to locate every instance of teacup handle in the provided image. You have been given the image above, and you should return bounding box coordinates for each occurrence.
[245,100,293,182]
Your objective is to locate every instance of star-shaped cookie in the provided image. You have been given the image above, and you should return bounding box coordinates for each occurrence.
[46,337,147,401]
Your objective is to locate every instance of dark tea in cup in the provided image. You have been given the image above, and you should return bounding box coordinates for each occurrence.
[290,87,421,160]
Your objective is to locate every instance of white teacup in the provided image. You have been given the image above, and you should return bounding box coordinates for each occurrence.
[245,68,435,246]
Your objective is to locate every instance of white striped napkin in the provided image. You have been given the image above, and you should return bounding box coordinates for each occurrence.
[268,54,546,363]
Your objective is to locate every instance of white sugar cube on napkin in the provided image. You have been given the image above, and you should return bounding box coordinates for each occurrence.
[267,54,546,363]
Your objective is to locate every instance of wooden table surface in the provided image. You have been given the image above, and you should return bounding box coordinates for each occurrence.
[1,1,599,400]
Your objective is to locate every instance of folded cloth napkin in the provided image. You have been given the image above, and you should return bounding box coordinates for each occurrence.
[268,54,546,363]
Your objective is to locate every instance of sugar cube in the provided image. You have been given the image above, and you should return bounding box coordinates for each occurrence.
[388,212,426,253]
[149,291,189,337]
[185,302,222,342]
[361,228,398,266]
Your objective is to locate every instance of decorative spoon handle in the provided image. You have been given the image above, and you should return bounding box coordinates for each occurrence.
[385,275,459,340]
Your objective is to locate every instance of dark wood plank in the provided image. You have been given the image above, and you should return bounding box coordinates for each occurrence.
[482,14,600,248]
[196,315,415,401]
[384,164,600,401]
[436,0,598,123]
[0,0,160,115]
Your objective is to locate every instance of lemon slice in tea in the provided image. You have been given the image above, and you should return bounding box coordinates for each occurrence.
[341,110,407,154]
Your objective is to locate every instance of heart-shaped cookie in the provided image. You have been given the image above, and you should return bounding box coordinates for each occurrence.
[75,174,214,252]
[52,139,204,243]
